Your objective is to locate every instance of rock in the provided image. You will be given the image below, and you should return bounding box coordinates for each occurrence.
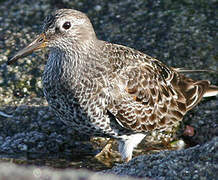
[0,162,140,180]
[103,137,218,179]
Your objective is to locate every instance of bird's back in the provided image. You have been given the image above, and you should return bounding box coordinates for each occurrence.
[100,42,215,135]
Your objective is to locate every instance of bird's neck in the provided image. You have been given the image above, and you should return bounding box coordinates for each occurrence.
[43,39,106,86]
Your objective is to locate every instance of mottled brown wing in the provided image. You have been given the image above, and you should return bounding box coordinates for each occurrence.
[105,43,210,133]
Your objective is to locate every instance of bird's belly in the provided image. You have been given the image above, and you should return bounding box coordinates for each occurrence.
[42,82,116,137]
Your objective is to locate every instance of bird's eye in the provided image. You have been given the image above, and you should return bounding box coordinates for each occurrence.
[62,21,71,30]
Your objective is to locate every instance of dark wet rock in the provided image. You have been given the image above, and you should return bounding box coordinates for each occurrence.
[0,103,94,158]
[103,137,218,179]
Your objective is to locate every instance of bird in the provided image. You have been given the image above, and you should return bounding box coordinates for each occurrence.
[7,9,218,162]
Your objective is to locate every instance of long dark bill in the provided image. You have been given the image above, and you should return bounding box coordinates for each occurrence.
[7,33,47,65]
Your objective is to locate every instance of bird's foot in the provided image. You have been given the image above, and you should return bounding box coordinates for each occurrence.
[93,139,121,167]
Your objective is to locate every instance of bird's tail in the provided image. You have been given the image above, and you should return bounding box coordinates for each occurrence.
[173,67,218,98]
[203,85,218,97]
[173,68,218,74]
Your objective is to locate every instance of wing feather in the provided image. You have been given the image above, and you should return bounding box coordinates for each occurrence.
[103,43,212,133]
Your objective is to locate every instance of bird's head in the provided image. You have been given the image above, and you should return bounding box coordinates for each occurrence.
[7,9,96,65]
